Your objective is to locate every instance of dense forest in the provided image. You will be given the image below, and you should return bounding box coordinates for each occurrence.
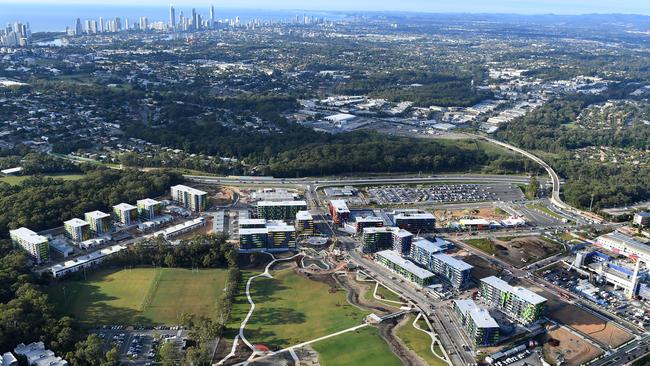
[0,151,81,175]
[0,169,182,238]
[495,88,650,209]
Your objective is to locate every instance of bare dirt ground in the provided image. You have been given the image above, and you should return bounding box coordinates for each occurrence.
[543,327,603,366]
[213,187,237,206]
[213,339,253,365]
[461,253,504,280]
[434,207,508,224]
[550,305,633,348]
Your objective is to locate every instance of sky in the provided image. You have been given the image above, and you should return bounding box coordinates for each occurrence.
[1,0,650,15]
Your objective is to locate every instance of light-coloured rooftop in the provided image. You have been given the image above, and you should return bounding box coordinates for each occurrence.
[258,200,307,207]
[85,210,110,220]
[432,253,473,271]
[113,203,137,211]
[329,199,350,213]
[171,184,207,196]
[376,249,435,279]
[9,227,48,245]
[296,210,313,220]
[137,198,160,206]
[481,276,546,305]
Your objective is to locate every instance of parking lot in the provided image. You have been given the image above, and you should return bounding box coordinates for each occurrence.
[94,326,186,365]
[366,184,524,205]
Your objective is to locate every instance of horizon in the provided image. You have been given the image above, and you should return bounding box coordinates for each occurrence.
[1,0,650,16]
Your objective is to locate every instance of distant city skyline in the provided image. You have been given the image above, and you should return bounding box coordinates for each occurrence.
[1,0,650,15]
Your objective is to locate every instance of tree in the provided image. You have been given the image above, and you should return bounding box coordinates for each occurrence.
[527,176,540,199]
[159,342,179,366]
[66,335,106,366]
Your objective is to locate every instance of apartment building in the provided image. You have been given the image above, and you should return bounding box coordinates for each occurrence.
[257,200,307,221]
[479,276,546,325]
[375,249,435,286]
[453,299,500,346]
[113,203,137,225]
[328,199,350,225]
[9,227,49,264]
[430,253,473,289]
[137,198,162,220]
[361,226,412,254]
[295,210,314,235]
[64,218,91,242]
[84,211,111,236]
[239,220,296,251]
[171,184,207,212]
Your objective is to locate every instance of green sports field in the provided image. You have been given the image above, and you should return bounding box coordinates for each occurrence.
[312,326,402,366]
[229,268,368,348]
[47,267,228,326]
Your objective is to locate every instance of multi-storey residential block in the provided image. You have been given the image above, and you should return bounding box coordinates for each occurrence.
[257,200,307,221]
[64,218,91,242]
[375,249,435,286]
[479,276,546,325]
[84,211,112,236]
[9,227,49,264]
[430,253,473,289]
[354,216,384,234]
[453,299,500,346]
[113,203,137,225]
[362,227,412,254]
[137,198,161,220]
[408,237,446,268]
[239,220,296,251]
[295,210,314,235]
[171,184,207,212]
[328,199,350,225]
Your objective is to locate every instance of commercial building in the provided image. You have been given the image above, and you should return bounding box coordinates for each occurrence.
[239,219,267,229]
[9,227,49,264]
[375,249,435,286]
[137,198,161,220]
[113,203,137,225]
[634,212,650,227]
[594,231,650,298]
[64,218,91,242]
[354,216,384,234]
[479,276,546,325]
[239,220,296,252]
[257,200,307,221]
[295,210,314,235]
[171,184,207,212]
[328,199,350,225]
[453,299,500,346]
[361,227,412,254]
[14,342,67,366]
[430,253,473,289]
[49,245,126,278]
[84,211,111,236]
[391,211,436,231]
[459,219,491,231]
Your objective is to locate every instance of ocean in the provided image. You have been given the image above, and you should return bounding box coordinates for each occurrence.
[0,3,327,32]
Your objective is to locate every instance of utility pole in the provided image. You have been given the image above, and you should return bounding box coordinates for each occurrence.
[589,194,595,212]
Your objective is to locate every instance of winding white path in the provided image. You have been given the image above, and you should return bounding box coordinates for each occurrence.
[216,252,302,365]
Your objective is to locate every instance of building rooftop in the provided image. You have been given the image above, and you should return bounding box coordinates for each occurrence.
[113,203,137,211]
[171,184,207,195]
[355,215,384,223]
[239,218,267,226]
[137,198,160,206]
[412,238,445,253]
[49,245,125,274]
[14,342,68,366]
[460,218,491,225]
[258,200,307,207]
[432,253,473,271]
[296,210,313,220]
[393,212,435,220]
[85,210,110,220]
[481,276,546,305]
[598,231,650,260]
[329,199,350,213]
[64,218,88,227]
[454,299,499,328]
[9,227,49,245]
[636,212,650,217]
[376,249,435,279]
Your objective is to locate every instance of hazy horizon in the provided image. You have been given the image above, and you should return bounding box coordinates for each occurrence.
[1,0,650,16]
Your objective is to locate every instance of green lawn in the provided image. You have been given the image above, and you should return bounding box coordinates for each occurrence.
[0,173,85,185]
[396,315,448,366]
[48,267,228,326]
[312,326,402,366]
[375,284,403,303]
[238,268,368,348]
[464,238,496,255]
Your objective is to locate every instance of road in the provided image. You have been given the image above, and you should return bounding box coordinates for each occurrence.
[344,242,476,366]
